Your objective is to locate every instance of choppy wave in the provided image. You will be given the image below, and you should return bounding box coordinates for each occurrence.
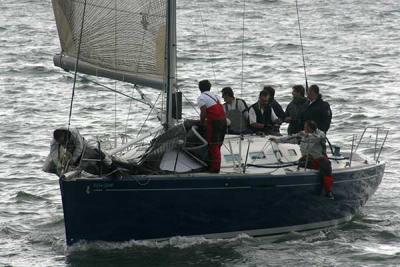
[13,191,49,203]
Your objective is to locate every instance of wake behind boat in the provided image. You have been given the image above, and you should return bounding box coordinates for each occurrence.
[44,0,388,245]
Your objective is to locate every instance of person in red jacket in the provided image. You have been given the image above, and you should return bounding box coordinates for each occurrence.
[197,80,227,173]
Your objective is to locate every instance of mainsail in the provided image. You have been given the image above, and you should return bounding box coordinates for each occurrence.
[52,0,167,89]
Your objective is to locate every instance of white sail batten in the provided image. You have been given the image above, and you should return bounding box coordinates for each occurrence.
[52,0,167,90]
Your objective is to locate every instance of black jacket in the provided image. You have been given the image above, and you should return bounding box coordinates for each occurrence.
[301,96,332,133]
[249,103,274,134]
[285,96,309,135]
[271,99,285,121]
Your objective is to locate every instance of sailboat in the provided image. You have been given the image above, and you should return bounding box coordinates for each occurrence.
[45,0,388,245]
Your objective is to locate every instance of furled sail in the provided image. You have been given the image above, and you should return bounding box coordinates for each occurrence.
[52,0,167,89]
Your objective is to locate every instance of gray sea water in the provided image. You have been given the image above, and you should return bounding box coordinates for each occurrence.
[1,0,400,266]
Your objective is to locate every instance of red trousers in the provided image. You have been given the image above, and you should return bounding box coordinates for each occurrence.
[205,104,226,173]
[208,144,222,173]
[311,157,333,193]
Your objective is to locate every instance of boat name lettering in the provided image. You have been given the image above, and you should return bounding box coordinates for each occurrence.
[93,183,114,189]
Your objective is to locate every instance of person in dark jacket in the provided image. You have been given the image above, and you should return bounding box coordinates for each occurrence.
[262,86,285,121]
[302,84,332,133]
[248,90,281,135]
[284,85,309,135]
[262,86,285,133]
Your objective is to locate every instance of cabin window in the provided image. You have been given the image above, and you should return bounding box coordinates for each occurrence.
[224,154,241,162]
[288,149,297,156]
[249,151,266,160]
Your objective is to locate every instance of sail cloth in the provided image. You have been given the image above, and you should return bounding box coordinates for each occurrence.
[52,0,167,89]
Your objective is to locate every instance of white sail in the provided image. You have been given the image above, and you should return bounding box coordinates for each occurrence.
[52,0,167,89]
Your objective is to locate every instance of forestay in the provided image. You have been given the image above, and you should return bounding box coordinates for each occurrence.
[52,0,167,89]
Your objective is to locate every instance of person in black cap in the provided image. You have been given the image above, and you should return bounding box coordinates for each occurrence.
[221,87,249,134]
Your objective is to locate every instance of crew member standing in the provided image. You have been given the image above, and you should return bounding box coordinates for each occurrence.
[284,85,309,135]
[197,80,227,173]
[221,86,249,134]
[302,84,332,133]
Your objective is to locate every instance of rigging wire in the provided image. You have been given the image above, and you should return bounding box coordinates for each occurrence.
[295,0,309,89]
[71,73,162,141]
[181,91,200,116]
[114,0,118,148]
[196,2,217,83]
[114,83,117,147]
[239,0,246,133]
[136,92,162,138]
[67,0,87,131]
[124,87,136,135]
[62,0,87,173]
[74,74,154,108]
[240,0,246,97]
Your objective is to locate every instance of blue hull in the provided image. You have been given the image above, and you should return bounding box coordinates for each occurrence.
[60,164,385,245]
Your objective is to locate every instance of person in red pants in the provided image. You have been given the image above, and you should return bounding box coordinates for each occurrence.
[270,120,334,198]
[197,80,227,173]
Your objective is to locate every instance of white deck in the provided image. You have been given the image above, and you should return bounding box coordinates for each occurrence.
[64,133,373,180]
[218,134,369,175]
[154,134,371,175]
